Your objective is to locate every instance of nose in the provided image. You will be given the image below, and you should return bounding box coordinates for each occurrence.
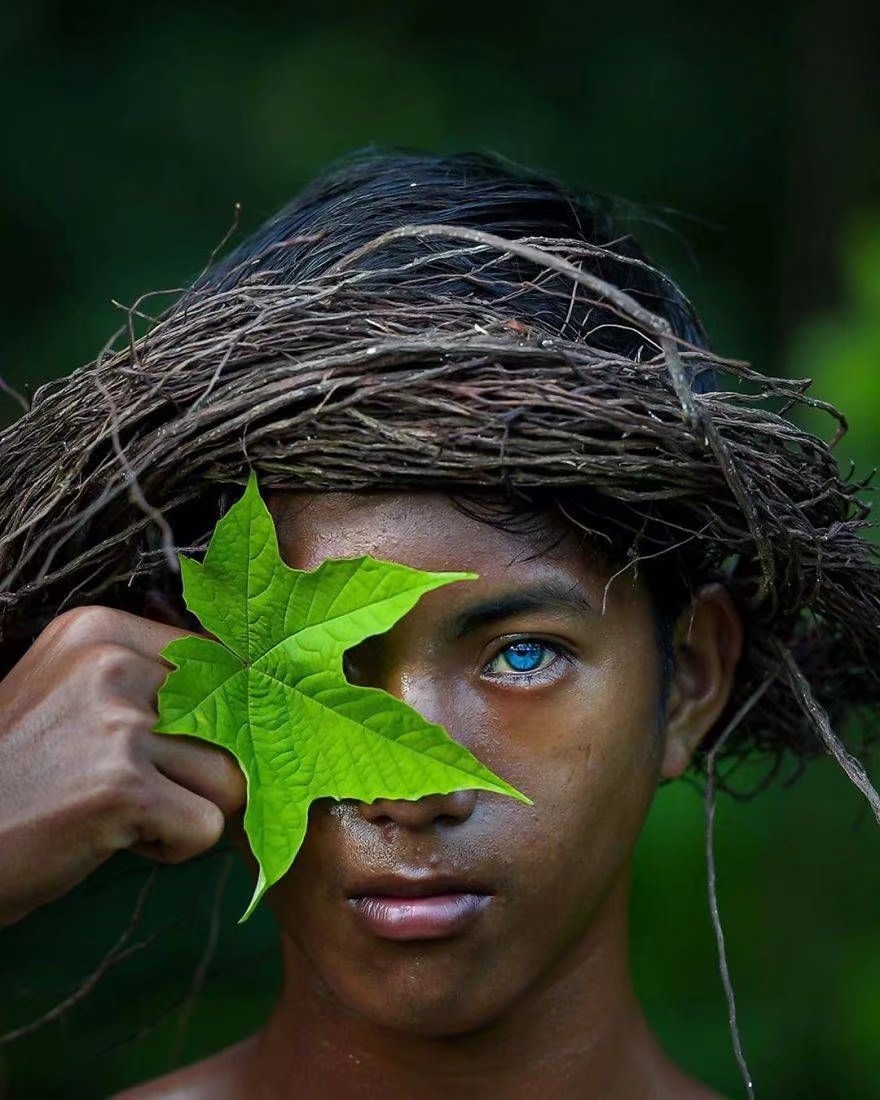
[357,787,478,830]
[344,641,479,829]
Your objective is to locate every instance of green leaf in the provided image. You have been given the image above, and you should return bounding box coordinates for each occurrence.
[154,472,530,921]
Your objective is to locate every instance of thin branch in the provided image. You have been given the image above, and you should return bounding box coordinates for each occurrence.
[705,674,777,1099]
[325,223,693,344]
[92,373,179,575]
[327,223,777,602]
[0,869,158,1045]
[0,229,875,783]
[779,645,880,825]
[195,202,242,284]
[168,853,235,1066]
[0,375,29,414]
[96,944,279,1058]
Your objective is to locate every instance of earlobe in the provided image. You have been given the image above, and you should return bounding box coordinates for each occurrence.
[660,584,743,780]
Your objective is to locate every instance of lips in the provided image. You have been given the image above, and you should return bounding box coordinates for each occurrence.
[347,874,492,940]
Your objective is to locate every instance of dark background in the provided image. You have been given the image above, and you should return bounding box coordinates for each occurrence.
[1,3,878,1096]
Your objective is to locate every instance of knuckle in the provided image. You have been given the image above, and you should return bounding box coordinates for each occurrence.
[77,642,135,693]
[100,699,151,740]
[85,754,151,832]
[50,605,119,647]
[99,746,146,798]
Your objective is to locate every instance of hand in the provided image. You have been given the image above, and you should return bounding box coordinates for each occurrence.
[0,605,246,928]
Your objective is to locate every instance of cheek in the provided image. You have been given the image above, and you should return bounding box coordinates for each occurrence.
[261,635,664,978]
[485,650,663,901]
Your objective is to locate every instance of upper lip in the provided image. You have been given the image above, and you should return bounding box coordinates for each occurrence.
[346,872,492,899]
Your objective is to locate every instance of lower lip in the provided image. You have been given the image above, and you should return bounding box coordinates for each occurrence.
[350,893,491,940]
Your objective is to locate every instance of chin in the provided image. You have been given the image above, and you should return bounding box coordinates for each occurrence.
[273,893,535,1039]
[344,980,510,1039]
[300,939,522,1039]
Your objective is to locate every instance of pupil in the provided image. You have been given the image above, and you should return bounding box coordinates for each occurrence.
[506,642,544,671]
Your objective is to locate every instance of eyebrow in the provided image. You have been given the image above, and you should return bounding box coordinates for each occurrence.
[445,579,595,640]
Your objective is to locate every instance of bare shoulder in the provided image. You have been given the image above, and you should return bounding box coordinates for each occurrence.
[111,1035,258,1100]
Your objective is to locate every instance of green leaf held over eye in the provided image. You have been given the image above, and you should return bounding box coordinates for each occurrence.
[153,472,530,922]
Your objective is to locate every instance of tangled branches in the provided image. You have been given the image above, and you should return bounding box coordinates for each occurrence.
[0,226,877,785]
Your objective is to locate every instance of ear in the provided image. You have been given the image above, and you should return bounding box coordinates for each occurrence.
[661,583,743,780]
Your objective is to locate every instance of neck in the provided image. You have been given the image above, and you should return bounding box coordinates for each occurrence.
[246,863,681,1098]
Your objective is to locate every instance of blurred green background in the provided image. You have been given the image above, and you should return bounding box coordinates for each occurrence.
[1,2,878,1096]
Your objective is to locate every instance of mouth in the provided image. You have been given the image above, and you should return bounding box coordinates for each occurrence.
[346,874,493,941]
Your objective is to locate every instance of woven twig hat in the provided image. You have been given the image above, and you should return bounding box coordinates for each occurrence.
[1,153,877,804]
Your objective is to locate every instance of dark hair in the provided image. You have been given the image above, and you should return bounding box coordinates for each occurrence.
[189,148,704,703]
[6,146,871,785]
[200,147,712,372]
[1,148,875,1100]
[249,154,697,631]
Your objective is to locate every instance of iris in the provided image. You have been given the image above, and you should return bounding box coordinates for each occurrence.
[504,641,545,671]
[493,640,554,674]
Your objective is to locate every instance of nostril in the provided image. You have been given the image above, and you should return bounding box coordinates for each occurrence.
[342,638,383,687]
[357,789,478,829]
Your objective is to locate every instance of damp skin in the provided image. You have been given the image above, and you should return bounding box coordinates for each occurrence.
[215,488,740,1098]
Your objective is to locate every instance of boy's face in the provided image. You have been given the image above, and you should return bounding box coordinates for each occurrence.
[249,489,671,1036]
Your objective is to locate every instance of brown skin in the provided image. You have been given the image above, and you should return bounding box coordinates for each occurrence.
[0,489,741,1098]
[0,606,246,929]
[121,490,741,1099]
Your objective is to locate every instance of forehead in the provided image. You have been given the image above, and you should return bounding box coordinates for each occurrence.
[267,489,587,581]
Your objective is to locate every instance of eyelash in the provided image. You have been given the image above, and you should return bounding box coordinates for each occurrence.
[482,637,574,684]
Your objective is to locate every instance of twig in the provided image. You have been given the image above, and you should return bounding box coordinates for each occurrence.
[0,375,29,414]
[327,223,777,603]
[0,229,875,778]
[704,674,777,1099]
[779,645,880,825]
[92,373,179,575]
[168,853,235,1066]
[325,223,694,344]
[195,202,243,285]
[96,944,278,1058]
[0,870,158,1045]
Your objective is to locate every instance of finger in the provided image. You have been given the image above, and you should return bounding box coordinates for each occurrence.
[84,648,172,711]
[103,607,199,663]
[144,732,247,817]
[129,773,226,865]
[48,605,196,663]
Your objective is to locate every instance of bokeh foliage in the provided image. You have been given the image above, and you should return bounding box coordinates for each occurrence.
[0,3,878,1096]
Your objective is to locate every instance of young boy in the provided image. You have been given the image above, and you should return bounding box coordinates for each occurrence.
[0,151,876,1098]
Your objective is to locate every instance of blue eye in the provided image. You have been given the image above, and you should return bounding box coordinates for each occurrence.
[503,641,546,672]
[485,639,564,678]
